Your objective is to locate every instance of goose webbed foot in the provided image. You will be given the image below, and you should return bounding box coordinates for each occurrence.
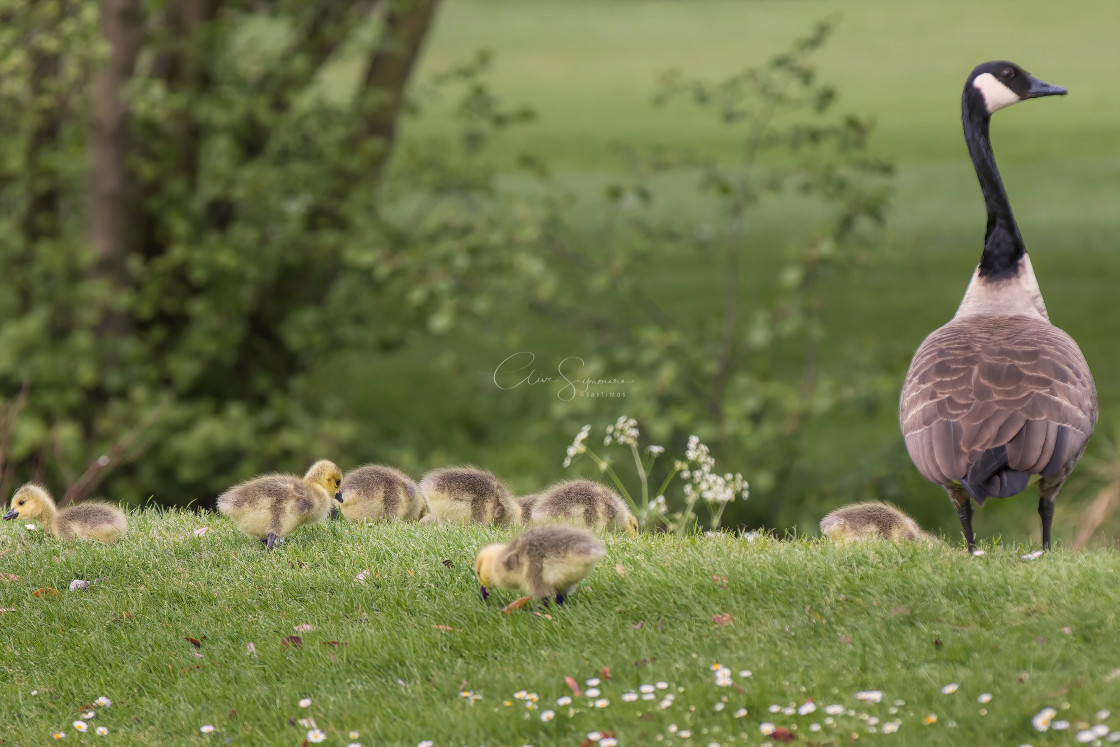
[266,532,279,551]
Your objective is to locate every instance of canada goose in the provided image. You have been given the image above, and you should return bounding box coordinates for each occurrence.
[338,464,423,523]
[418,467,521,526]
[529,480,639,536]
[474,525,606,603]
[900,61,1097,553]
[820,501,937,544]
[217,460,342,549]
[3,484,127,542]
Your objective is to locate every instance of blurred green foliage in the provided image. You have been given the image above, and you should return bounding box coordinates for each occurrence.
[531,21,894,527]
[0,0,546,505]
[0,3,893,527]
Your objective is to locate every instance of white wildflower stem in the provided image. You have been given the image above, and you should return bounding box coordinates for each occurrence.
[674,487,701,535]
[629,442,649,515]
[708,498,729,531]
[653,465,681,504]
[582,447,637,511]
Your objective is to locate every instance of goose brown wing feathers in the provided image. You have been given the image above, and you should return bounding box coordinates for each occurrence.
[900,315,1097,488]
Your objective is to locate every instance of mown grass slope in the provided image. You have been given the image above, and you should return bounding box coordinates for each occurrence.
[2,512,1119,745]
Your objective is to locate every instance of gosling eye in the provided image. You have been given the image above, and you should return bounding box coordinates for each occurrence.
[17,500,24,506]
[1000,67,1015,81]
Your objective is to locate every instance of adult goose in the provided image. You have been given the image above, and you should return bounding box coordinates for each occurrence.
[899,61,1097,553]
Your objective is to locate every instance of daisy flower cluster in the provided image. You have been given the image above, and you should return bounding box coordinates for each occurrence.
[50,696,113,740]
[1031,705,1119,741]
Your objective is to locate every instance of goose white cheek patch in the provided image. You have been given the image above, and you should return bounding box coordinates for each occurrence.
[973,72,1021,113]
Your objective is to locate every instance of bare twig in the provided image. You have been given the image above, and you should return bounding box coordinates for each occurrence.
[0,381,31,500]
[1073,483,1119,551]
[58,400,168,507]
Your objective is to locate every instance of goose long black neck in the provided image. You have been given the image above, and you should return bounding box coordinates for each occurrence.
[962,90,1024,279]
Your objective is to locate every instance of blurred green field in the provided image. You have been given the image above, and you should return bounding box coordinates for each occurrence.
[321,0,1120,541]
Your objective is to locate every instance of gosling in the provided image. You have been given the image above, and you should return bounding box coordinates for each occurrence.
[3,484,127,542]
[474,525,606,604]
[516,493,538,521]
[339,464,423,523]
[820,501,937,544]
[529,479,639,535]
[419,466,521,526]
[217,459,342,550]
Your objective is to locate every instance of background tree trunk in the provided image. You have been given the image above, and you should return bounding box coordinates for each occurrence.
[88,0,144,334]
[360,0,441,186]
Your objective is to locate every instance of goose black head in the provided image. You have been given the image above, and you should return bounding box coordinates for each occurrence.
[967,61,1067,116]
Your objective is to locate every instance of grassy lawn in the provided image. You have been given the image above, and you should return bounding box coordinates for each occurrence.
[3,513,1120,744]
[308,0,1120,539]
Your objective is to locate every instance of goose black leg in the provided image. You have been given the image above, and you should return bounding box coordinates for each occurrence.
[555,593,566,606]
[266,531,278,551]
[946,484,976,553]
[1038,495,1055,551]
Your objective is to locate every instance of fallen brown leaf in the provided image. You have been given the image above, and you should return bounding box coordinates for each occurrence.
[770,726,796,742]
[192,527,210,537]
[565,676,582,697]
[934,638,943,649]
[441,559,454,568]
[184,637,202,648]
[431,625,462,632]
[632,621,643,629]
[294,624,315,632]
[712,613,733,625]
[501,596,532,614]
[0,608,15,613]
[32,588,56,598]
[0,573,18,582]
[615,564,626,575]
[600,667,611,680]
[282,635,303,649]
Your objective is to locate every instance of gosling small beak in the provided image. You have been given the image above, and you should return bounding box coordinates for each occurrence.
[2,509,17,521]
[1026,75,1067,99]
[334,492,344,503]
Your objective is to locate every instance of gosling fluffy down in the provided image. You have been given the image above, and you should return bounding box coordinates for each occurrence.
[474,525,606,602]
[529,479,638,535]
[339,464,424,523]
[419,466,520,526]
[4,483,127,543]
[217,460,341,549]
[820,501,937,543]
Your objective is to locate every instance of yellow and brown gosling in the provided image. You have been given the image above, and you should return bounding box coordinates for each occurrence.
[4,484,127,543]
[217,459,341,550]
[339,464,423,523]
[474,525,606,604]
[529,479,638,535]
[820,501,937,544]
[516,493,538,521]
[419,466,521,526]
